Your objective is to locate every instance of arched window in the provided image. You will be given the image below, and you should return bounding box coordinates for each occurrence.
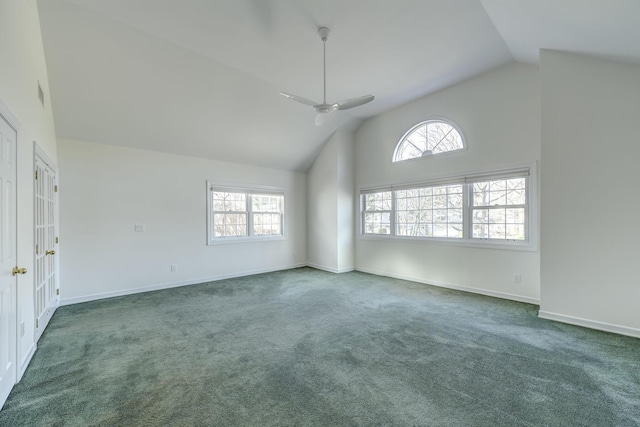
[393,119,465,162]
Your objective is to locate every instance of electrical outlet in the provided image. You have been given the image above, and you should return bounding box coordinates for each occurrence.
[170,264,177,272]
[134,224,145,232]
[513,273,522,284]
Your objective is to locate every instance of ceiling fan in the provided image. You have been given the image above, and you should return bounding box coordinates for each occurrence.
[280,27,374,126]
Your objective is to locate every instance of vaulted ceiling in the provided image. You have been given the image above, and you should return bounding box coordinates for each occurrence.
[37,0,640,171]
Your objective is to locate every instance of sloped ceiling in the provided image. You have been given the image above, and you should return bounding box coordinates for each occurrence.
[36,0,640,172]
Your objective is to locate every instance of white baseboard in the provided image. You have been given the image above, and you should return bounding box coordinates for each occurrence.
[355,266,540,305]
[306,263,355,274]
[60,263,307,306]
[538,311,640,339]
[18,343,37,381]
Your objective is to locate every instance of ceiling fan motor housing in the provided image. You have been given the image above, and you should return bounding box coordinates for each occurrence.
[318,27,330,41]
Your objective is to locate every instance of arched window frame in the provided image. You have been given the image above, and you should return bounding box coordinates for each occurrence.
[392,118,466,162]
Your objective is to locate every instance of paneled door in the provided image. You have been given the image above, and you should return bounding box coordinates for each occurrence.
[0,111,18,407]
[34,153,58,341]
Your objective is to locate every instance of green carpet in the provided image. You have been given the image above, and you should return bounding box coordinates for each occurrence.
[1,267,639,426]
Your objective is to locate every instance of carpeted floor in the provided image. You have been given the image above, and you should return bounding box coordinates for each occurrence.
[1,267,639,426]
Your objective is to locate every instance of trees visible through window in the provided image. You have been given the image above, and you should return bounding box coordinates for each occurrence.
[471,178,526,240]
[393,120,464,162]
[361,168,531,246]
[212,191,248,238]
[363,191,392,234]
[208,185,284,242]
[251,194,283,236]
[396,185,463,238]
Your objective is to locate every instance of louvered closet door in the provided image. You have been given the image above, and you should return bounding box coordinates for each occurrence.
[34,156,58,341]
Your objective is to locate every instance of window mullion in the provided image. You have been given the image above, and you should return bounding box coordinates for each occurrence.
[246,195,252,236]
[464,183,471,240]
[391,191,397,236]
[525,176,530,241]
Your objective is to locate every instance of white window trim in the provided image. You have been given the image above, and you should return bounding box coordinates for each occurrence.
[358,163,538,251]
[206,181,286,245]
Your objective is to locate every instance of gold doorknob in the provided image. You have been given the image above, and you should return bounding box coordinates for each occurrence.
[46,250,56,255]
[12,267,27,276]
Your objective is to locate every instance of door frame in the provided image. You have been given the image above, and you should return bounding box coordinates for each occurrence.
[0,98,20,408]
[33,142,59,341]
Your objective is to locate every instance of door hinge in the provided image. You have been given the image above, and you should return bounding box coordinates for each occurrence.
[56,288,60,295]
[35,170,38,180]
[36,319,39,328]
[54,185,58,192]
[56,236,59,244]
[35,244,38,255]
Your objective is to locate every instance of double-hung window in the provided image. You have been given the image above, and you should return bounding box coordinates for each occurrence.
[470,177,527,240]
[360,166,533,248]
[208,184,284,243]
[362,191,392,235]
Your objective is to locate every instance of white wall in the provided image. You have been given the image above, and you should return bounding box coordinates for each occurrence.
[0,0,58,375]
[336,131,355,272]
[307,131,355,273]
[57,139,306,303]
[354,62,540,303]
[539,51,640,337]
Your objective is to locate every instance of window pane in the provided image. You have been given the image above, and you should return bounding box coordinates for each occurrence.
[506,208,525,224]
[251,194,283,213]
[473,209,489,224]
[433,186,447,196]
[433,224,447,237]
[420,210,433,223]
[448,209,463,223]
[448,194,463,208]
[448,224,463,238]
[489,208,506,224]
[364,212,390,235]
[506,189,525,205]
[508,178,525,190]
[213,191,246,211]
[253,213,282,236]
[489,190,506,206]
[489,224,505,239]
[448,184,463,195]
[365,191,392,211]
[420,187,433,197]
[214,212,247,237]
[433,209,447,223]
[506,224,525,240]
[473,224,488,239]
[473,178,527,207]
[420,196,433,209]
[474,182,488,193]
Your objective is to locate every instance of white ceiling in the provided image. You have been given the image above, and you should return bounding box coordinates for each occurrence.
[36,0,640,171]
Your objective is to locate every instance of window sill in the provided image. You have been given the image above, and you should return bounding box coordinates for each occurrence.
[208,235,286,246]
[358,234,537,252]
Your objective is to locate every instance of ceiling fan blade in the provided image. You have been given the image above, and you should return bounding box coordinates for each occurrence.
[337,94,375,110]
[279,92,318,107]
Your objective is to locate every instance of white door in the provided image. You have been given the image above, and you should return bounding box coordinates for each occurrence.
[34,155,58,341]
[0,112,18,406]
